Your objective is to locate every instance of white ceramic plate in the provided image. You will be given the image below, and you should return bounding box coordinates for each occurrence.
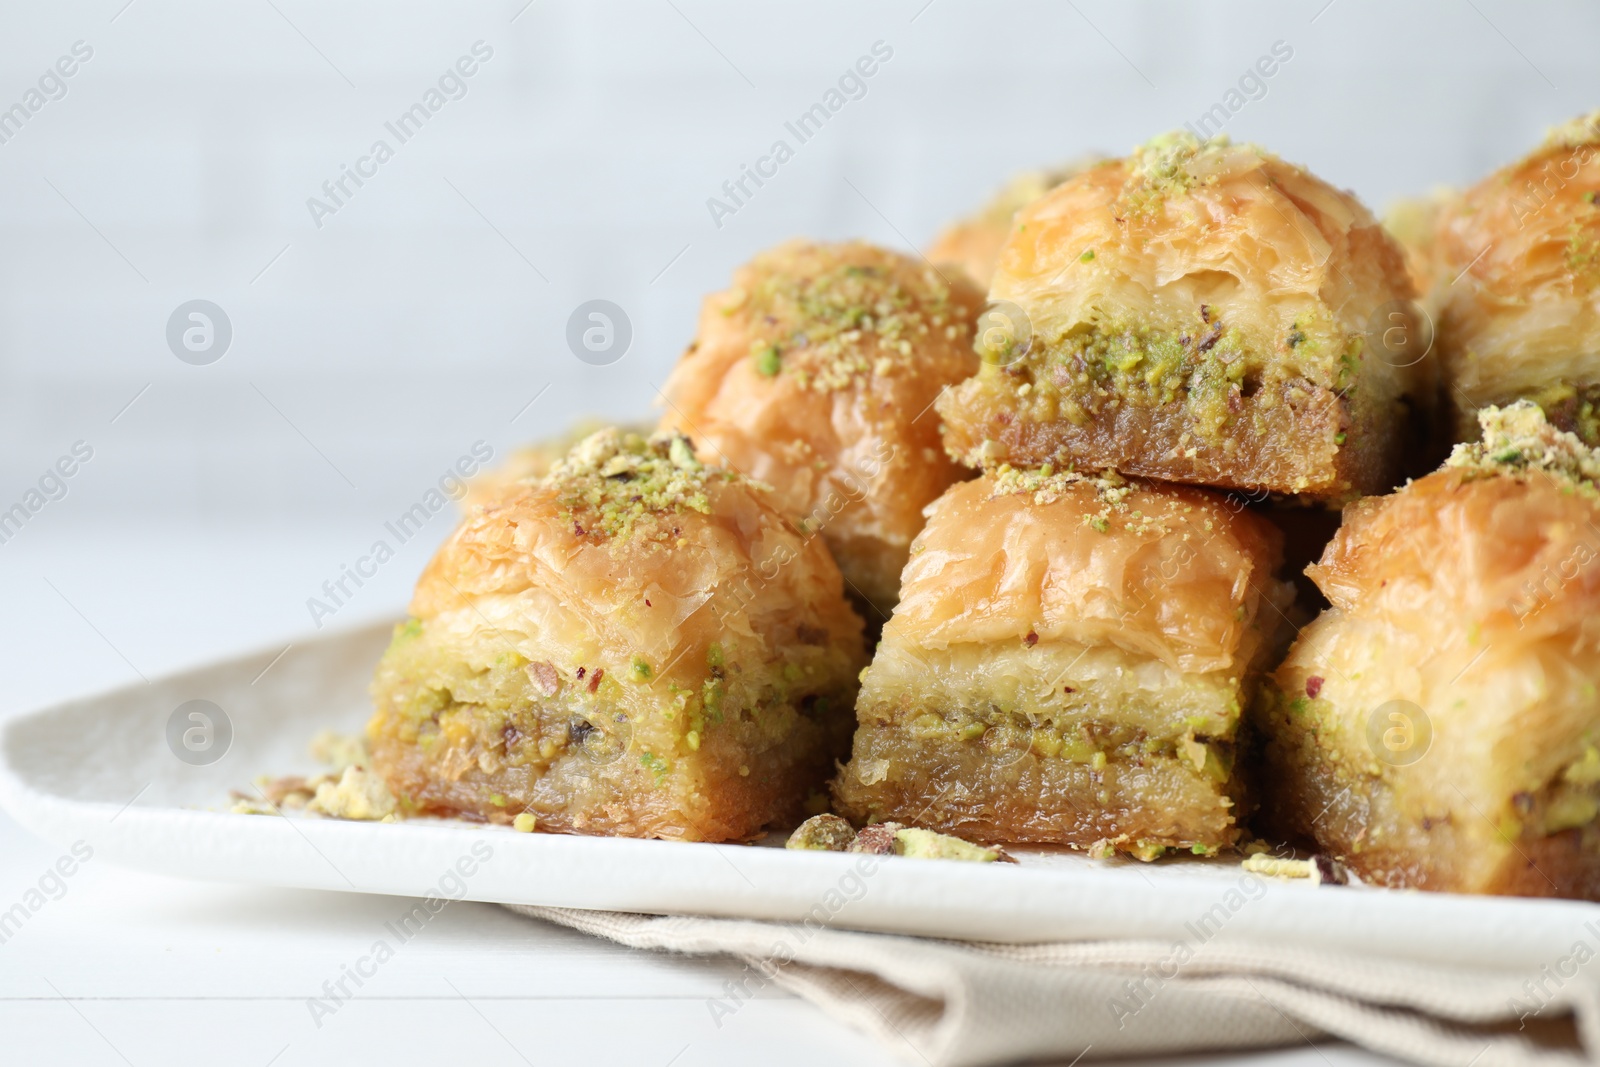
[1,619,1593,970]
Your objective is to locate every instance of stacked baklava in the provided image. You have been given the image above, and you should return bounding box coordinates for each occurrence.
[835,131,1428,857]
[366,117,1600,900]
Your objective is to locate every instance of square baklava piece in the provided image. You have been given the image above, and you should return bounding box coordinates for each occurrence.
[1257,403,1600,897]
[368,429,866,841]
[833,465,1291,858]
[937,132,1435,502]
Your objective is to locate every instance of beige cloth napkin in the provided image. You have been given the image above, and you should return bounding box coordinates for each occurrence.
[504,904,1599,1066]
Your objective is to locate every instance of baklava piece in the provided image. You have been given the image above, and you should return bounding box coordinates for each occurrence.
[937,132,1434,502]
[833,466,1292,858]
[927,159,1103,289]
[367,429,867,841]
[1256,403,1600,897]
[659,239,983,620]
[1437,110,1600,445]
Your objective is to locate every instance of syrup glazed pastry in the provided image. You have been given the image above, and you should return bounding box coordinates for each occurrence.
[937,132,1433,503]
[926,159,1103,289]
[658,239,984,620]
[1256,403,1600,897]
[1437,111,1600,445]
[832,466,1292,859]
[367,429,867,842]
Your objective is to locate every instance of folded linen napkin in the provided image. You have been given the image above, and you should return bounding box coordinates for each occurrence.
[505,904,1599,1066]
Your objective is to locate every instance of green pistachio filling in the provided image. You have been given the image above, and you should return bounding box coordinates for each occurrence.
[980,314,1351,446]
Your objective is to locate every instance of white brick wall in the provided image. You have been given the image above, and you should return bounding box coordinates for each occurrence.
[0,0,1596,524]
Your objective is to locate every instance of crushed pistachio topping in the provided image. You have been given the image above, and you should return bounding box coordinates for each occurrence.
[548,428,737,541]
[1544,109,1600,151]
[1122,131,1268,214]
[731,246,967,392]
[988,463,1190,537]
[1446,401,1600,485]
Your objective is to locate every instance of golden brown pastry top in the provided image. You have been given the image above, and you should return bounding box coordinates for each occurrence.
[887,468,1286,674]
[992,133,1416,391]
[1309,404,1600,640]
[411,429,863,680]
[658,239,983,609]
[1436,110,1600,402]
[927,159,1103,289]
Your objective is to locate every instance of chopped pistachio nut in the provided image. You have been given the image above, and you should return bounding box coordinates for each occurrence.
[786,813,857,852]
[1544,109,1600,151]
[549,428,736,542]
[892,827,1003,863]
[1242,852,1349,885]
[847,822,901,855]
[989,463,1187,538]
[734,251,962,392]
[308,766,398,821]
[229,798,281,816]
[513,812,538,833]
[1446,401,1600,486]
[1121,130,1267,214]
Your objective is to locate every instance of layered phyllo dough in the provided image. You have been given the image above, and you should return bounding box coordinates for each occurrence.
[367,429,867,841]
[659,239,983,620]
[937,132,1434,502]
[833,466,1292,858]
[1437,111,1600,445]
[1257,403,1600,896]
[927,159,1103,289]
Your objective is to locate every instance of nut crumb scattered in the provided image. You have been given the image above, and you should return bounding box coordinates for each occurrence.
[309,766,398,821]
[1242,852,1348,886]
[786,813,857,851]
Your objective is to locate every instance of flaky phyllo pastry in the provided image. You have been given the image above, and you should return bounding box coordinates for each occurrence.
[1256,403,1600,896]
[367,429,867,841]
[1437,110,1600,445]
[937,132,1434,502]
[926,158,1103,289]
[833,466,1292,858]
[658,240,983,621]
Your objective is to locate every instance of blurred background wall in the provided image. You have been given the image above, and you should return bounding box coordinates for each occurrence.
[1,0,1597,706]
